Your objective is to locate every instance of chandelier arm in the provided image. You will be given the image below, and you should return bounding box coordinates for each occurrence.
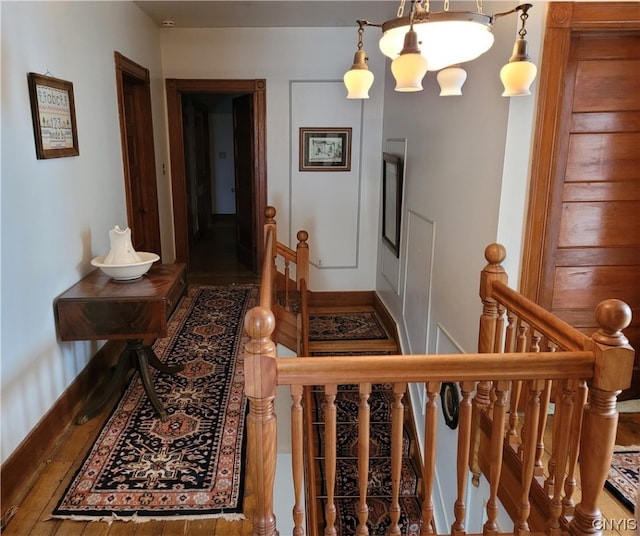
[493,3,532,21]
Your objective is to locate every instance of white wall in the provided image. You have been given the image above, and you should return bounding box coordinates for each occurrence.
[0,1,170,463]
[375,2,547,531]
[160,26,387,290]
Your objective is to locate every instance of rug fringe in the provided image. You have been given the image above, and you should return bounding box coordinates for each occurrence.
[47,512,247,524]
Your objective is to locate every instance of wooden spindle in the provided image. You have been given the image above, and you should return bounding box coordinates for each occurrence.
[563,379,588,516]
[389,383,407,536]
[357,383,371,535]
[451,381,476,536]
[244,306,278,536]
[514,379,544,536]
[324,384,338,536]
[548,379,578,536]
[283,258,291,310]
[514,322,529,454]
[570,300,634,536]
[483,380,509,536]
[545,347,560,495]
[291,384,305,536]
[421,381,441,535]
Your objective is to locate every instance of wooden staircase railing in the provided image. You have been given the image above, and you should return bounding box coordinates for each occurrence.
[260,206,310,356]
[244,224,634,536]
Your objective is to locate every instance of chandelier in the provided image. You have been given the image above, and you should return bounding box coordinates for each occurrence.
[344,1,537,99]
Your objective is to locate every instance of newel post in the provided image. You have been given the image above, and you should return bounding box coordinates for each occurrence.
[569,299,634,536]
[470,244,508,484]
[295,230,309,290]
[244,305,279,536]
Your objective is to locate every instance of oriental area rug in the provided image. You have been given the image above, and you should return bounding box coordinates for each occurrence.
[52,284,258,522]
[308,311,388,341]
[604,446,639,513]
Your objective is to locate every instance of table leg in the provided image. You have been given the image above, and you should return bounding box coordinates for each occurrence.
[74,346,135,425]
[144,346,185,374]
[75,339,184,424]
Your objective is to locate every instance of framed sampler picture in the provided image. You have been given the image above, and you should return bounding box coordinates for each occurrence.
[299,128,351,171]
[27,72,79,159]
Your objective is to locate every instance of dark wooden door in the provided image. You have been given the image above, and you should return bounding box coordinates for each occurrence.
[193,102,212,239]
[232,94,257,273]
[115,53,161,256]
[522,4,640,399]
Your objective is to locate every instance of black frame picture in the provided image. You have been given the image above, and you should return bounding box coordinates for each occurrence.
[382,152,403,257]
[299,127,351,171]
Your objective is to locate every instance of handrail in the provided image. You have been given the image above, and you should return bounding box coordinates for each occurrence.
[491,281,590,351]
[275,352,595,385]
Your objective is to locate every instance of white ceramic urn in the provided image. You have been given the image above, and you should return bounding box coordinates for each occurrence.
[103,226,142,265]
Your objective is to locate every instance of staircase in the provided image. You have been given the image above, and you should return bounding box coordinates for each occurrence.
[304,292,424,536]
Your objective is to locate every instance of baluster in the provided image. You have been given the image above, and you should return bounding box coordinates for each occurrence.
[494,303,506,353]
[244,306,278,536]
[548,379,578,536]
[357,383,371,535]
[324,384,338,536]
[483,381,509,536]
[526,331,549,478]
[421,381,441,535]
[389,383,407,536]
[291,384,305,536]
[283,258,291,310]
[563,379,588,516]
[514,379,544,536]
[510,320,528,449]
[544,346,560,495]
[451,381,476,536]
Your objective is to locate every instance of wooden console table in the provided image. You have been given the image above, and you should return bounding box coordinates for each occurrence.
[54,263,187,423]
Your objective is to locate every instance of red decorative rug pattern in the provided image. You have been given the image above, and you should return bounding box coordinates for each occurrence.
[52,285,258,522]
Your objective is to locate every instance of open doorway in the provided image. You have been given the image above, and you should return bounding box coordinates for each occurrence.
[165,79,267,284]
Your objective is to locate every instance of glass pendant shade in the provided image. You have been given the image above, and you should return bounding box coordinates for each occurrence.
[500,60,537,96]
[391,28,428,92]
[500,38,537,96]
[344,65,375,99]
[392,52,428,91]
[380,15,495,72]
[437,66,467,96]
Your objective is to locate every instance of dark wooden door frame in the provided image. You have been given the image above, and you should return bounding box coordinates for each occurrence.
[165,79,267,270]
[520,2,640,301]
[115,52,162,256]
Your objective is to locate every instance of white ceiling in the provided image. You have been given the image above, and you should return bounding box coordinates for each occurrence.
[133,1,399,28]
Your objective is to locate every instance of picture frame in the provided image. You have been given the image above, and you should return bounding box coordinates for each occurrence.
[27,72,79,159]
[299,127,351,171]
[381,152,403,257]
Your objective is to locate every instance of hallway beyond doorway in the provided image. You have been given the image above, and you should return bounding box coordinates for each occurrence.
[188,215,260,286]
